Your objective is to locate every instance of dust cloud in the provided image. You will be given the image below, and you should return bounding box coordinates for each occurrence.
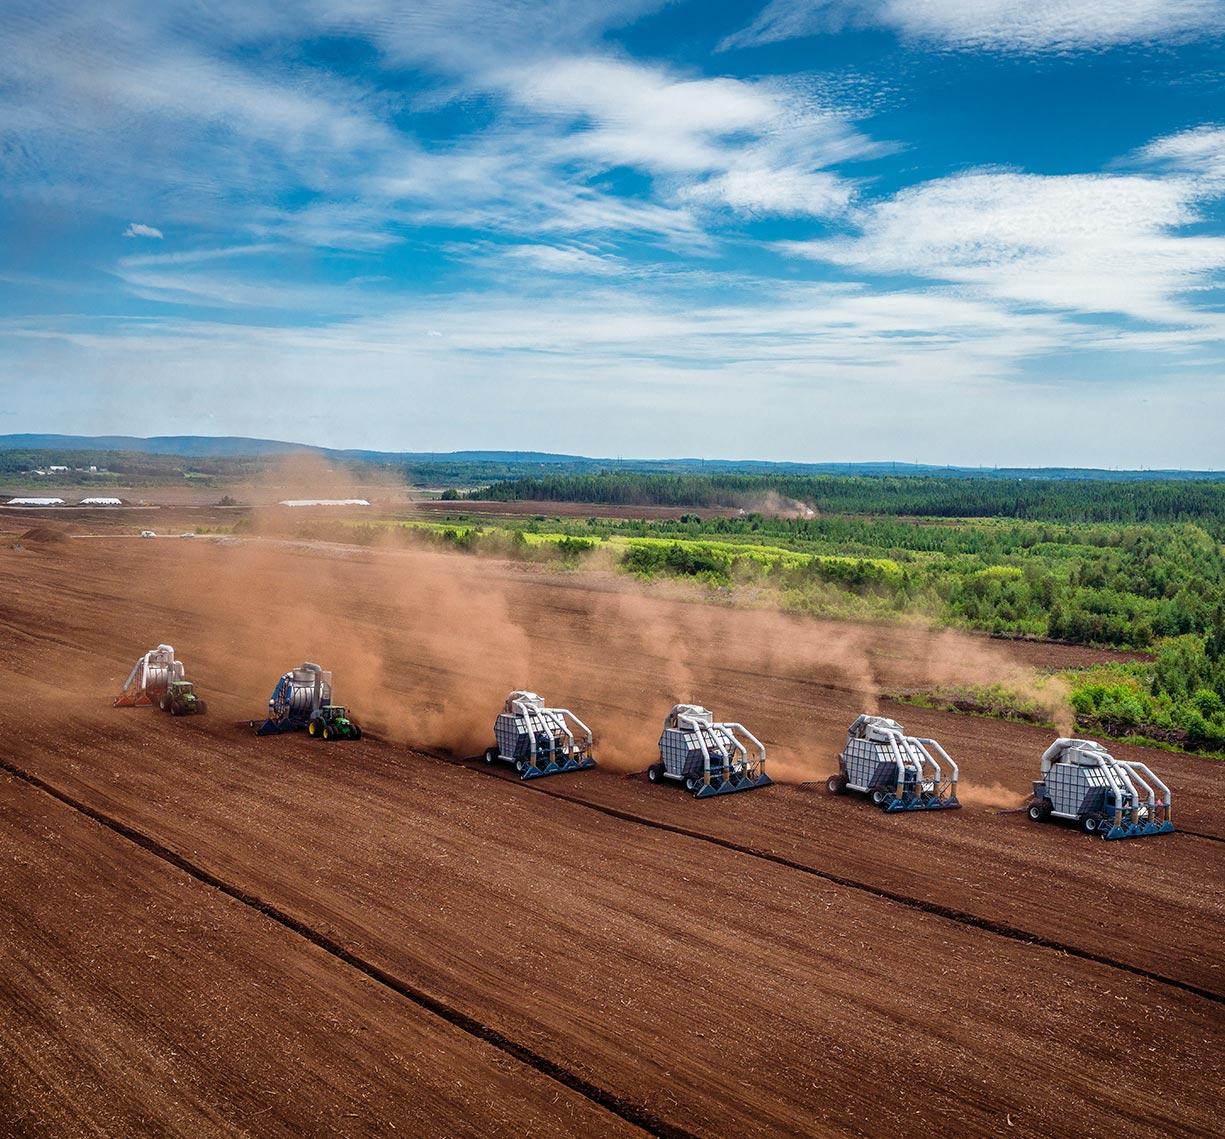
[89,455,1076,778]
[153,532,1073,779]
[955,781,1028,810]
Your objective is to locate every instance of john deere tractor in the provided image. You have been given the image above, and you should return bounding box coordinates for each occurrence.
[307,705,362,741]
[158,679,207,716]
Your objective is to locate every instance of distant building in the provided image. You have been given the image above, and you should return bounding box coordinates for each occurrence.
[80,497,123,506]
[278,499,371,507]
[7,497,65,506]
[48,465,68,472]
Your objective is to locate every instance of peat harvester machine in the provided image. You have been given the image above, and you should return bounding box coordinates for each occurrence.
[255,662,361,739]
[114,644,207,715]
[649,704,771,798]
[484,691,596,778]
[827,714,959,811]
[1028,738,1173,839]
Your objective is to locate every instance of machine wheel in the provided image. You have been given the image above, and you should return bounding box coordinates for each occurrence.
[1027,802,1048,822]
[826,774,846,795]
[870,788,887,806]
[1081,815,1100,834]
[322,725,333,741]
[484,746,497,765]
[514,757,526,773]
[308,720,320,738]
[195,700,208,715]
[684,774,699,793]
[647,763,665,784]
[352,725,362,740]
[158,693,169,712]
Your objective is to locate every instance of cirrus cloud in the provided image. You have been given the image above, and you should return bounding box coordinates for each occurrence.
[722,0,1225,53]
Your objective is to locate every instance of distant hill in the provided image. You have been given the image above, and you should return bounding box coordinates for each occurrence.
[1,434,1221,481]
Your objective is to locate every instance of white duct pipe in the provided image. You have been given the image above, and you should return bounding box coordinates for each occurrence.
[562,710,594,749]
[722,723,765,769]
[905,737,936,782]
[882,729,919,798]
[678,713,716,783]
[1123,760,1171,814]
[917,737,959,791]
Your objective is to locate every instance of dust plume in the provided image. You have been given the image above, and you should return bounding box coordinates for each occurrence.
[87,523,1075,780]
[737,490,816,519]
[955,781,1028,810]
[228,451,409,512]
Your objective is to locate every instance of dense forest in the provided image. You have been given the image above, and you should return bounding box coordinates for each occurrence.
[0,448,267,485]
[471,473,1225,533]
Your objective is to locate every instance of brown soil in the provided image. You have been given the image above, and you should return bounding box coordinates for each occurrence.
[18,527,71,543]
[0,538,1220,1137]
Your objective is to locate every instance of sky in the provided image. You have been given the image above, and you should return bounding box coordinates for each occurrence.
[1,1,1224,467]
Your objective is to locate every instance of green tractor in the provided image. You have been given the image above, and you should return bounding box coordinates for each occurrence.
[158,679,207,716]
[307,705,362,741]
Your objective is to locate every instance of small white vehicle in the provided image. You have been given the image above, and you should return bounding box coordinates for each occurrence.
[140,530,157,538]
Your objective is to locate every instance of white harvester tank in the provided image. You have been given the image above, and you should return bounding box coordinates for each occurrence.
[485,691,596,779]
[1029,738,1173,839]
[827,714,960,811]
[649,704,771,798]
[114,644,185,707]
[257,662,333,735]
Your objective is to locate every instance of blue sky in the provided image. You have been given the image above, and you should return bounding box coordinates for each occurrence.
[1,1,1223,466]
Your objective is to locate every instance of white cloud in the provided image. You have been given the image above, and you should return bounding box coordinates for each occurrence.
[1137,125,1225,186]
[122,222,163,239]
[723,0,1225,52]
[8,282,1222,466]
[781,168,1225,326]
[497,56,879,219]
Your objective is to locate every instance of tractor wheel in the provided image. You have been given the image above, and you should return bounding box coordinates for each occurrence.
[308,720,320,738]
[322,725,332,741]
[826,774,846,795]
[158,694,169,712]
[484,746,497,765]
[194,701,208,715]
[647,763,664,784]
[870,788,887,806]
[1027,803,1047,822]
[352,725,362,740]
[1081,815,1099,834]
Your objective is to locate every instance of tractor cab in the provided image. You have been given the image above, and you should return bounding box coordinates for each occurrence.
[307,705,362,740]
[159,678,207,716]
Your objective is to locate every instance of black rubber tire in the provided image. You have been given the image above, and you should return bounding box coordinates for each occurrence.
[308,720,319,738]
[158,694,169,712]
[1027,803,1046,821]
[684,774,699,793]
[647,763,664,784]
[352,725,361,740]
[1081,815,1099,834]
[195,701,208,715]
[871,789,887,806]
[322,725,332,741]
[484,746,497,765]
[827,774,846,795]
[514,757,525,773]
